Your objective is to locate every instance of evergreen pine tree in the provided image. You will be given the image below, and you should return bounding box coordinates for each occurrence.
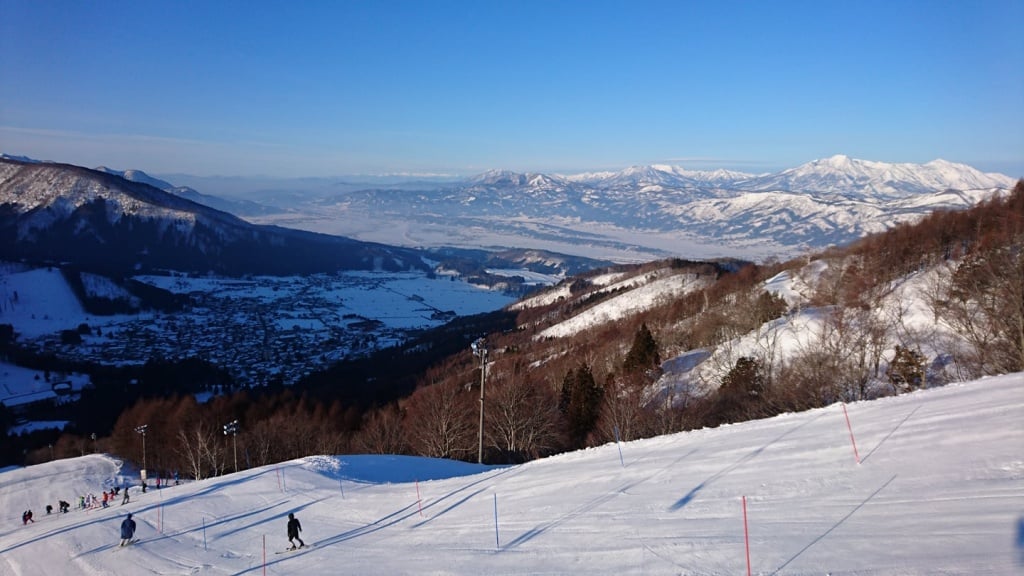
[559,364,603,448]
[623,323,660,376]
[887,345,927,394]
[712,356,766,424]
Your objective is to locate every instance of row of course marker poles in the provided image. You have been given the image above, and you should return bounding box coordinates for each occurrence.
[738,404,864,575]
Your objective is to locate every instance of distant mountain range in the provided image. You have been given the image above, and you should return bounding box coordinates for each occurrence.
[261,154,1015,261]
[1,153,1018,266]
[465,155,1012,196]
[0,158,432,276]
[0,157,609,279]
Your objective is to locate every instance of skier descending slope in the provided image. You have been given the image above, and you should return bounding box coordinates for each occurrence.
[286,512,305,550]
[119,513,136,546]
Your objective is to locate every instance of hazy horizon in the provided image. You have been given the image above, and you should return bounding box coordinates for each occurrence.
[2,1,1022,178]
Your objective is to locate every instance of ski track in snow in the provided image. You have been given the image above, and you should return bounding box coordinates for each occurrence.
[1,374,1022,575]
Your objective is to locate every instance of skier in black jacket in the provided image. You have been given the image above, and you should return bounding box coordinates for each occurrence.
[120,513,136,546]
[286,513,305,550]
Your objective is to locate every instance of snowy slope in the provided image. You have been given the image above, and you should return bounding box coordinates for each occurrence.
[0,267,93,339]
[538,269,710,339]
[0,374,1021,575]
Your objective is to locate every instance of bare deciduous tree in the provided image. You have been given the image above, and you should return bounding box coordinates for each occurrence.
[356,405,407,455]
[404,379,475,459]
[486,367,562,462]
[176,422,216,480]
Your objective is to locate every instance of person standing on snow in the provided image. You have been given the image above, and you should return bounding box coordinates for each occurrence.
[286,512,305,550]
[119,513,136,546]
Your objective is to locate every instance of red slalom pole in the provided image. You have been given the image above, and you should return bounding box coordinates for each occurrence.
[842,403,862,464]
[742,496,751,576]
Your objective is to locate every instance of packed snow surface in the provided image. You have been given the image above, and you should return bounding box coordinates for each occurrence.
[1,374,1021,575]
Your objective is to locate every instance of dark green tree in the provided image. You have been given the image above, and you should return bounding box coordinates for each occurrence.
[887,345,927,394]
[753,290,789,324]
[623,323,661,376]
[712,356,767,425]
[559,363,604,448]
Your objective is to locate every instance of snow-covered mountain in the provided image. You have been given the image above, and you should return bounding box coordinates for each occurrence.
[736,154,1015,197]
[333,155,1014,260]
[565,164,757,190]
[94,165,277,217]
[0,158,430,276]
[4,153,1019,263]
[95,166,179,191]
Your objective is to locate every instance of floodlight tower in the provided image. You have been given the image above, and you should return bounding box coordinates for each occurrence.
[471,337,488,464]
[134,424,148,473]
[223,420,239,472]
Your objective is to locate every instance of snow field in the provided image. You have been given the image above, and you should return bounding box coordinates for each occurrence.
[0,374,1021,575]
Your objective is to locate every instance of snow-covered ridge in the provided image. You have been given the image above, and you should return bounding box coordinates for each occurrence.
[5,154,1019,264]
[537,268,710,339]
[0,160,226,222]
[485,155,1014,196]
[734,154,1015,197]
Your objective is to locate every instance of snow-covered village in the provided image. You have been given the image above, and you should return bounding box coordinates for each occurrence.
[0,265,522,391]
[3,2,1024,574]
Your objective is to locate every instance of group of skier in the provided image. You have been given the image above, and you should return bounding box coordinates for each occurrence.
[113,511,303,550]
[21,480,141,532]
[19,480,305,552]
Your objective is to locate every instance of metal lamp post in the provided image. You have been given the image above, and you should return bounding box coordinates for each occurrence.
[223,420,239,472]
[134,424,148,475]
[471,337,488,464]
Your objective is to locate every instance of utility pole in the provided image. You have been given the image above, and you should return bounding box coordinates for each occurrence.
[471,338,488,464]
[223,420,239,472]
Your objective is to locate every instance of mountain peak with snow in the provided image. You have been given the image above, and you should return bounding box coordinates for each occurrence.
[824,153,852,166]
[743,155,1015,197]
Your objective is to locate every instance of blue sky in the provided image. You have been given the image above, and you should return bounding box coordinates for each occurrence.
[2,0,1022,177]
